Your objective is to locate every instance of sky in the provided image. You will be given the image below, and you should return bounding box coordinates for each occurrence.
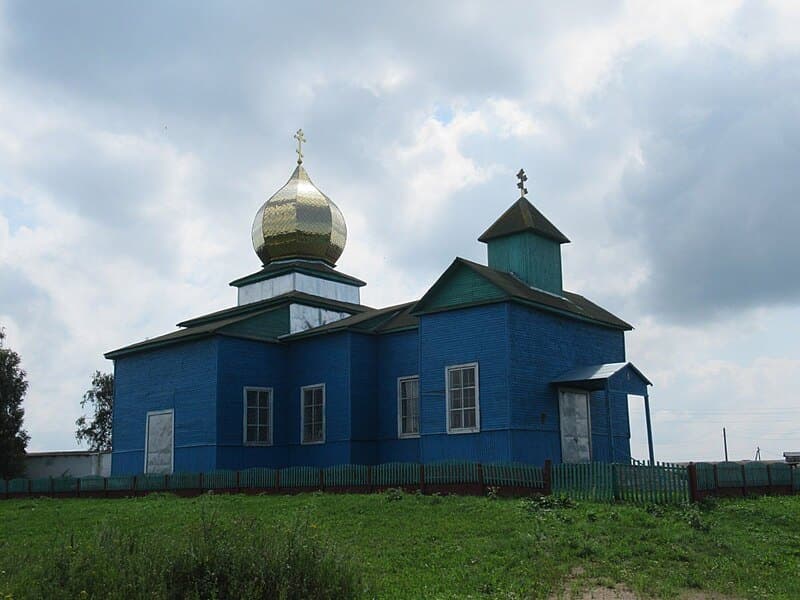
[1,1,799,462]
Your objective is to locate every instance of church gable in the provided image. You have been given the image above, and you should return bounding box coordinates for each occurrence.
[411,259,508,315]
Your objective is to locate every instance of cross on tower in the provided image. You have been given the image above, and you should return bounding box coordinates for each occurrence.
[294,129,307,164]
[516,168,528,198]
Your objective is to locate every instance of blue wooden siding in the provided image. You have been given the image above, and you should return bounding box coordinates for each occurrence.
[508,303,630,464]
[418,303,513,463]
[376,330,421,463]
[111,338,220,475]
[215,337,288,469]
[349,333,379,464]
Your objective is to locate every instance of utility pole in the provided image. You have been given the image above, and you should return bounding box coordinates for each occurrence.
[754,446,761,461]
[723,427,729,461]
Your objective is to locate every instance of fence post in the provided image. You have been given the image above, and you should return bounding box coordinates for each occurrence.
[27,478,31,498]
[275,469,280,492]
[543,460,552,495]
[50,477,54,498]
[741,464,747,497]
[420,464,426,494]
[687,462,699,503]
[713,463,719,495]
[477,463,484,495]
[612,463,620,502]
[319,468,325,492]
[367,465,373,493]
[236,470,241,494]
[76,477,81,498]
[767,463,773,494]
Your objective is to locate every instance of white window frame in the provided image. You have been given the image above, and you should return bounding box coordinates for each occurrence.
[397,375,420,439]
[300,383,326,445]
[243,386,273,446]
[445,362,480,434]
[144,408,174,474]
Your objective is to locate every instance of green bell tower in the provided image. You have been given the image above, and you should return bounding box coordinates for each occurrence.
[479,170,569,295]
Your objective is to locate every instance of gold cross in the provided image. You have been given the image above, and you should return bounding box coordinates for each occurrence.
[517,168,528,198]
[294,129,306,164]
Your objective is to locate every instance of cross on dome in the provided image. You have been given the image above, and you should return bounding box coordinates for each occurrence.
[294,129,306,164]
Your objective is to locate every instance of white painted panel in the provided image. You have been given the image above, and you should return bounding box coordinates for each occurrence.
[289,304,351,333]
[559,391,591,463]
[145,410,174,474]
[238,273,294,305]
[237,272,360,306]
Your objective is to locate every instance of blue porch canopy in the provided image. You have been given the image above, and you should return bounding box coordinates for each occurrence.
[552,362,655,464]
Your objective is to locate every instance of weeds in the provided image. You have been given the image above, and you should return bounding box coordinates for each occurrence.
[34,513,361,599]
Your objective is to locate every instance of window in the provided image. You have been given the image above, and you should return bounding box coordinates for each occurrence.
[301,384,325,444]
[398,376,420,438]
[446,363,479,433]
[244,387,272,445]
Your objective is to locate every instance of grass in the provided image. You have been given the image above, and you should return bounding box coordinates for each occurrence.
[0,491,799,599]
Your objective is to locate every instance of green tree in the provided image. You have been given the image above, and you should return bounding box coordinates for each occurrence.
[75,371,114,451]
[0,328,30,478]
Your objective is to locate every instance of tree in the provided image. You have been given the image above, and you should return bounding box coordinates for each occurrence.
[0,328,30,479]
[75,371,114,451]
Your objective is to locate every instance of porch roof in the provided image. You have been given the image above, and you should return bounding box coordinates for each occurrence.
[551,361,652,394]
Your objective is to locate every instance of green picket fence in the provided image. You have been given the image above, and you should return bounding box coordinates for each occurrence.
[372,462,419,487]
[239,468,276,489]
[425,461,479,485]
[552,462,615,501]
[3,460,796,503]
[280,466,319,488]
[615,462,689,504]
[324,464,369,487]
[203,470,237,490]
[484,463,544,488]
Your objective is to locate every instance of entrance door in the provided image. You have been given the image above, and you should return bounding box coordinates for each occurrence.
[559,390,591,463]
[145,409,174,474]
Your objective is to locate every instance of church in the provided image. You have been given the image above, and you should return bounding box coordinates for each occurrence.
[106,132,654,476]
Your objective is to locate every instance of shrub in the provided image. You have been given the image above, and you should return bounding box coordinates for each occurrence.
[384,488,403,502]
[34,514,361,599]
[520,494,576,513]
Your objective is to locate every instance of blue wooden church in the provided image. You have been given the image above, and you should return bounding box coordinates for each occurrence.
[107,135,654,476]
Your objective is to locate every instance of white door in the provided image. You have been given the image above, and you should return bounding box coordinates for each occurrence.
[559,390,591,463]
[145,410,174,474]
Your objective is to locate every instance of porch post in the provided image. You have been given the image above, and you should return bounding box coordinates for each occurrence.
[644,392,655,465]
[605,381,615,462]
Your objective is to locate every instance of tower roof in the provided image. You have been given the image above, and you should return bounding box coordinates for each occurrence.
[478,197,570,244]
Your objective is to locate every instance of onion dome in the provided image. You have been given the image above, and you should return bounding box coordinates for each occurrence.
[251,131,347,266]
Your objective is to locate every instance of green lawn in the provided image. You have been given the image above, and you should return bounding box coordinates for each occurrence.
[1,492,798,599]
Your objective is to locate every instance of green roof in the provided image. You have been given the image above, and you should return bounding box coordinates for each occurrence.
[106,291,370,359]
[281,301,418,341]
[411,257,632,331]
[229,260,366,288]
[178,291,368,328]
[478,197,570,244]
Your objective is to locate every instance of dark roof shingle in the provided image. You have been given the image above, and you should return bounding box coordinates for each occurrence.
[478,197,570,244]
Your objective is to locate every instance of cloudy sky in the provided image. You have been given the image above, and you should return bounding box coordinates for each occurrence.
[1,1,799,461]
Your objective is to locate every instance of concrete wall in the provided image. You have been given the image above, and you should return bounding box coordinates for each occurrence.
[25,452,111,478]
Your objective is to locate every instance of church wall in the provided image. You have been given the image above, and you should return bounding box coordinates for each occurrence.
[376,330,421,463]
[111,338,220,475]
[507,303,630,464]
[348,333,379,464]
[418,303,513,463]
[286,332,353,466]
[215,337,288,470]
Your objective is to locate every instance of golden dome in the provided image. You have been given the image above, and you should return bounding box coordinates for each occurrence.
[251,163,347,266]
